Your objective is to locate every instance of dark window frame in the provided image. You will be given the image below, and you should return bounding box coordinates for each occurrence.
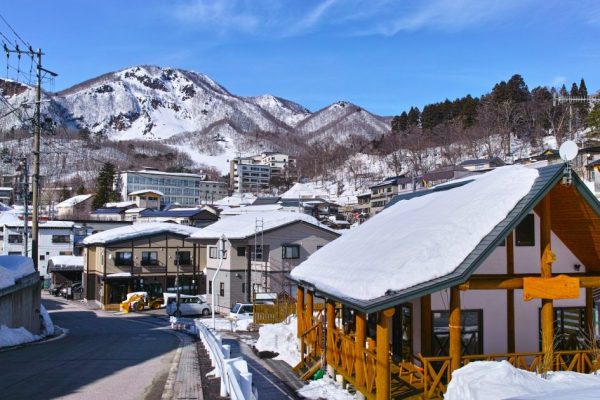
[52,234,71,244]
[515,214,535,246]
[219,282,225,297]
[237,247,246,257]
[209,246,227,259]
[431,309,483,357]
[114,251,133,266]
[141,251,159,266]
[282,244,300,259]
[8,234,22,244]
[176,251,191,265]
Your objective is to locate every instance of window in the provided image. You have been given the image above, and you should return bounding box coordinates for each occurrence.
[431,309,483,356]
[542,307,587,351]
[282,244,300,259]
[40,255,45,261]
[516,214,535,246]
[59,251,72,256]
[8,234,22,244]
[252,245,264,261]
[209,281,212,294]
[242,282,245,293]
[141,251,158,266]
[8,251,21,255]
[115,251,133,266]
[52,234,70,244]
[237,247,246,257]
[209,246,227,259]
[219,282,225,297]
[176,251,191,265]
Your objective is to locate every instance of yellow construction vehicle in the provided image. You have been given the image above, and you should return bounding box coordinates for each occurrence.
[120,291,163,313]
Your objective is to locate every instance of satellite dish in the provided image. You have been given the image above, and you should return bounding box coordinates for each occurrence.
[559,140,578,162]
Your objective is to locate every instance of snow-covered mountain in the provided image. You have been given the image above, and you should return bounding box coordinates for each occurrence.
[0,66,390,145]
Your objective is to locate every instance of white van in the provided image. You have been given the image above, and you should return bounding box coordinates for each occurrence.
[164,294,211,317]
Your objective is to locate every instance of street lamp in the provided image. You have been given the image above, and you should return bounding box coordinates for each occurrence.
[212,234,226,330]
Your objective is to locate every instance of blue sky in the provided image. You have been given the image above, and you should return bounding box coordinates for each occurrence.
[1,0,599,115]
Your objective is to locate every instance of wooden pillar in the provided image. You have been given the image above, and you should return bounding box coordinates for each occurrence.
[326,300,336,369]
[297,286,305,336]
[449,287,461,372]
[375,308,395,400]
[420,294,432,356]
[539,196,554,363]
[306,290,314,356]
[586,288,594,333]
[355,311,366,387]
[506,232,515,353]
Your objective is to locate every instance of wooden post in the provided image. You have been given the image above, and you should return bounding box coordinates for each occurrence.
[297,286,306,363]
[355,311,366,387]
[449,287,461,372]
[420,294,432,356]
[506,232,515,353]
[539,196,554,366]
[586,288,594,333]
[326,300,336,371]
[375,308,394,400]
[306,290,315,355]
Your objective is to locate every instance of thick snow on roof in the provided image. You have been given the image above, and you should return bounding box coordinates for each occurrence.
[220,204,283,216]
[56,194,93,208]
[291,165,539,301]
[281,182,331,200]
[5,221,75,229]
[128,189,164,196]
[48,256,84,266]
[104,201,137,208]
[0,210,20,224]
[190,211,325,240]
[0,255,35,290]
[82,222,200,245]
[214,193,257,207]
[446,361,600,400]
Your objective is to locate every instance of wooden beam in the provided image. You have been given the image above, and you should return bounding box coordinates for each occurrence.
[296,286,304,337]
[460,275,600,290]
[326,300,335,369]
[506,232,515,353]
[355,311,366,387]
[449,287,461,372]
[375,307,394,400]
[420,294,432,357]
[539,196,554,367]
[306,290,314,322]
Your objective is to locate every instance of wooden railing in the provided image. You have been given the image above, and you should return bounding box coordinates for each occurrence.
[418,350,600,399]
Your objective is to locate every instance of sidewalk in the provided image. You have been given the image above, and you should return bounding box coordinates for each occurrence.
[163,329,203,400]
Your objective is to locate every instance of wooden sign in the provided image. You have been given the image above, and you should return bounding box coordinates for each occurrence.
[523,275,580,301]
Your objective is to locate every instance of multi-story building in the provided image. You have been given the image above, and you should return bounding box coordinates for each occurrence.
[229,152,295,193]
[118,168,227,207]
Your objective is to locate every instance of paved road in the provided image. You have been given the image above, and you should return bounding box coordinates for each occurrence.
[0,294,179,400]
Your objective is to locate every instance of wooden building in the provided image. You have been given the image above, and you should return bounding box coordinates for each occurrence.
[289,163,600,399]
[82,222,205,310]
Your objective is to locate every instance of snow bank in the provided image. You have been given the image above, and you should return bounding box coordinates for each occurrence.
[0,325,39,348]
[291,165,539,301]
[40,304,54,336]
[297,376,357,400]
[0,255,35,290]
[445,361,600,400]
[197,316,252,332]
[255,317,300,367]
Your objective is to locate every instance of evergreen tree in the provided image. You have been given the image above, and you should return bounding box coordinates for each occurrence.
[570,82,579,97]
[579,79,588,98]
[76,184,86,195]
[391,111,408,134]
[92,162,119,210]
[407,107,420,126]
[60,186,71,202]
[559,84,568,97]
[588,104,600,135]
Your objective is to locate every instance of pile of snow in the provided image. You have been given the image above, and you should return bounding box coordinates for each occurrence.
[446,361,600,400]
[0,256,35,290]
[255,317,300,367]
[40,304,54,336]
[82,222,200,244]
[197,316,252,332]
[291,165,539,301]
[297,376,357,400]
[0,325,40,348]
[281,182,332,200]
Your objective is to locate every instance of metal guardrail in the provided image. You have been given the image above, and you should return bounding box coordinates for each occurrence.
[194,319,257,400]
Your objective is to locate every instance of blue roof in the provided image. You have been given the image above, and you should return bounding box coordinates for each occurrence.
[140,209,215,218]
[91,207,129,214]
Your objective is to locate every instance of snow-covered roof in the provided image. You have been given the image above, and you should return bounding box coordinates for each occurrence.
[104,201,137,208]
[290,165,539,302]
[281,182,331,200]
[124,207,148,214]
[220,204,283,216]
[56,194,94,208]
[48,255,84,266]
[128,189,164,197]
[82,222,201,245]
[214,193,257,207]
[4,221,75,229]
[189,211,332,240]
[124,169,205,178]
[0,255,35,290]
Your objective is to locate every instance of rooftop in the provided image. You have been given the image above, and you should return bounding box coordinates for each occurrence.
[82,222,201,245]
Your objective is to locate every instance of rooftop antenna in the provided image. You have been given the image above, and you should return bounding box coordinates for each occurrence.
[559,140,578,186]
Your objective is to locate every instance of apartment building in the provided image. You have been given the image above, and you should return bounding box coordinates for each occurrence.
[229,152,295,193]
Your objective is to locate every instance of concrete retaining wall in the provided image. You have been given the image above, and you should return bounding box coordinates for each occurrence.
[0,272,42,334]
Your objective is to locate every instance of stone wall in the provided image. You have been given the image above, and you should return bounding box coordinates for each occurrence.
[0,272,42,334]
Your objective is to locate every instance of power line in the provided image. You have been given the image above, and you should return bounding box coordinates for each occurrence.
[0,14,31,47]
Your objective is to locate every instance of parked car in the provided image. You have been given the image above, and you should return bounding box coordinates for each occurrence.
[229,303,254,320]
[60,282,83,299]
[48,283,64,296]
[165,294,211,317]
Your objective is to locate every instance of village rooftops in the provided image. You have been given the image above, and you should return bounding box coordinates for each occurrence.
[56,194,94,208]
[4,221,76,229]
[189,210,332,240]
[128,189,164,197]
[122,169,206,179]
[290,163,600,313]
[81,222,201,245]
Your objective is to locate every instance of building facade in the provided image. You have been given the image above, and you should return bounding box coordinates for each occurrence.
[229,152,295,193]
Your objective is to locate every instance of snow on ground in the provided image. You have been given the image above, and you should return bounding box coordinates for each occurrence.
[196,316,252,332]
[0,255,35,290]
[297,376,358,400]
[255,317,300,367]
[0,325,40,348]
[40,304,54,336]
[291,165,539,301]
[445,361,600,400]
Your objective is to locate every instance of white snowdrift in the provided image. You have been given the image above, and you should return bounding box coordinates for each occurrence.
[291,165,539,301]
[0,325,39,348]
[255,317,300,367]
[445,361,600,400]
[297,375,357,400]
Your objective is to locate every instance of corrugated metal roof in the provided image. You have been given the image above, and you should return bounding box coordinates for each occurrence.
[290,163,600,314]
